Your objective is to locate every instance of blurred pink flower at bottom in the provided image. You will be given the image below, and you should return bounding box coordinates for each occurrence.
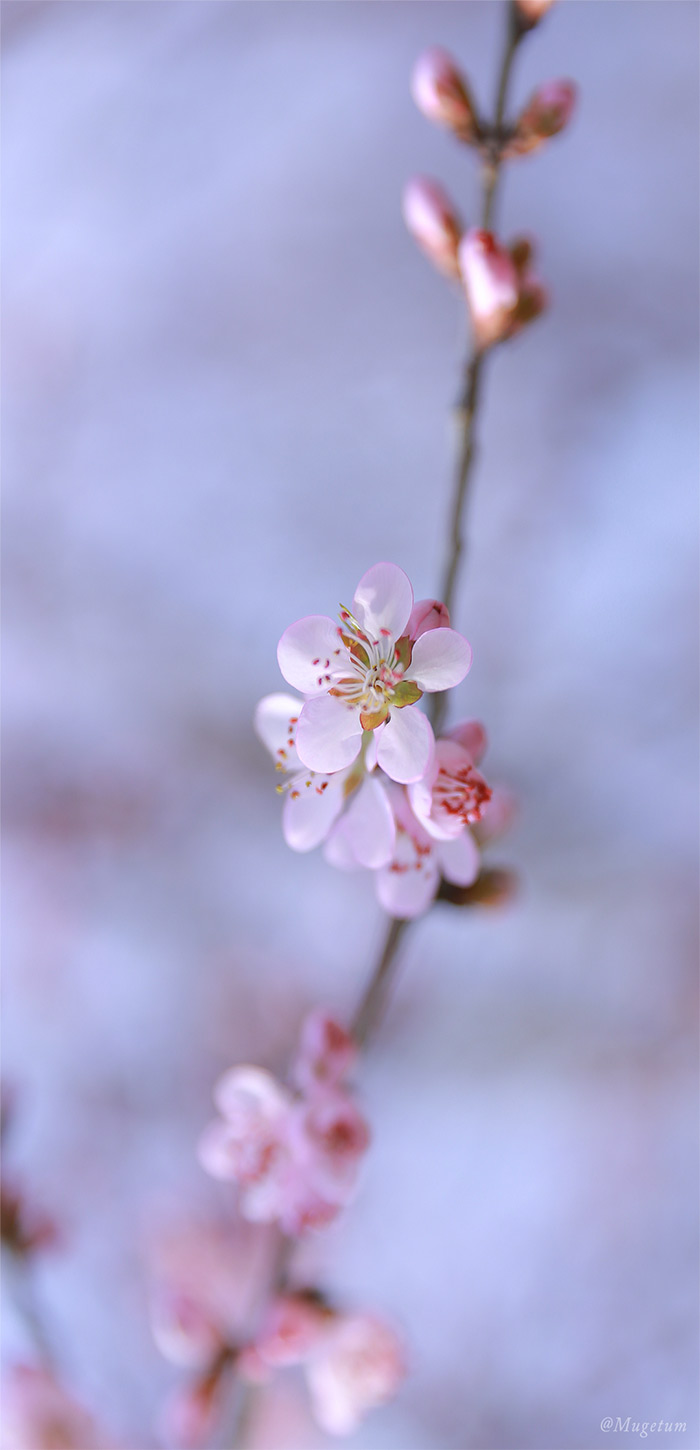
[2,1365,110,1449]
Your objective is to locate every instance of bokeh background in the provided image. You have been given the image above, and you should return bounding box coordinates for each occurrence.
[2,1,698,1446]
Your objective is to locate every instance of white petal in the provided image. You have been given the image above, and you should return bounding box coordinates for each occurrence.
[214,1065,288,1123]
[295,695,363,773]
[283,769,347,852]
[197,1120,238,1180]
[352,562,413,642]
[324,820,364,872]
[407,627,472,691]
[277,616,348,695]
[406,758,438,834]
[376,706,434,784]
[341,776,396,869]
[254,693,303,771]
[375,857,439,918]
[438,829,480,887]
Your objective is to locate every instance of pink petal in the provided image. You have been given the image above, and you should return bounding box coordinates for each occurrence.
[283,769,347,852]
[340,777,396,869]
[254,693,303,771]
[277,616,348,695]
[352,562,413,642]
[376,861,439,917]
[323,821,363,872]
[446,718,487,764]
[214,1066,288,1124]
[437,829,480,887]
[295,695,363,773]
[376,706,434,784]
[407,627,472,691]
[197,1120,239,1180]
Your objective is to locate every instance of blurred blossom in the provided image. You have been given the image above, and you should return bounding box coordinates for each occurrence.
[150,1288,222,1370]
[410,47,479,141]
[244,1295,404,1437]
[2,1365,110,1449]
[158,1367,230,1450]
[305,1314,405,1436]
[291,1011,357,1095]
[505,79,577,158]
[198,1017,370,1235]
[458,228,520,349]
[402,176,463,279]
[459,229,547,348]
[514,0,557,24]
[276,562,471,782]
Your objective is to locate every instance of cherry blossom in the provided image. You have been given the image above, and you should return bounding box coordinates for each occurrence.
[2,1365,109,1449]
[515,0,557,24]
[459,230,547,349]
[410,47,479,141]
[372,783,482,919]
[255,692,395,866]
[402,176,463,279]
[277,563,471,784]
[198,1017,370,1236]
[245,1293,405,1437]
[505,80,577,158]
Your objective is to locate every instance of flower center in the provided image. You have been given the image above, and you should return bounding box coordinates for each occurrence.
[326,608,420,727]
[434,764,492,825]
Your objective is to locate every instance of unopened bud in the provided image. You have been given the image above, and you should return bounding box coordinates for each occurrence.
[507,234,548,335]
[438,867,518,909]
[407,598,451,638]
[402,176,463,280]
[514,0,557,26]
[410,47,480,141]
[458,228,519,349]
[505,80,577,158]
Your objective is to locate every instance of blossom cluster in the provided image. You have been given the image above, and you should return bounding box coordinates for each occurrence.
[149,1222,404,1444]
[256,561,500,918]
[198,1009,370,1234]
[403,36,576,349]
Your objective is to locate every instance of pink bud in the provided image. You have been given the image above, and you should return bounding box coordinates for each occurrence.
[253,1293,333,1369]
[506,79,577,158]
[407,598,451,639]
[515,0,557,24]
[458,229,519,350]
[293,1009,357,1094]
[410,48,479,140]
[402,176,463,280]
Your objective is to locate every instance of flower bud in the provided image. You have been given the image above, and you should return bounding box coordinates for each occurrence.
[505,80,577,158]
[402,176,463,280]
[458,229,519,349]
[438,867,518,909]
[410,47,479,141]
[407,598,451,639]
[514,0,557,26]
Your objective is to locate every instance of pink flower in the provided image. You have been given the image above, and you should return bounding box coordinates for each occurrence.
[402,176,463,279]
[408,735,492,840]
[505,80,577,158]
[277,563,471,784]
[458,228,519,349]
[371,783,481,919]
[306,1314,405,1436]
[246,1296,405,1436]
[410,47,479,140]
[150,1288,223,1370]
[198,1020,370,1237]
[459,230,547,349]
[255,693,396,866]
[292,1009,357,1095]
[2,1365,109,1449]
[515,0,557,23]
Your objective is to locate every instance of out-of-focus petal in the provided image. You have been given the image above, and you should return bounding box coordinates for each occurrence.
[277,616,348,694]
[340,777,396,868]
[352,562,413,642]
[437,830,480,887]
[446,718,487,763]
[283,769,347,852]
[254,692,303,771]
